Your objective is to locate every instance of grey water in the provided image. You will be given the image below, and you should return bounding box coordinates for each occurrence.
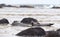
[0,8,60,37]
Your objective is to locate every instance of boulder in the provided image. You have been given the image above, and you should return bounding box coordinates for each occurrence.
[16,27,46,36]
[0,18,9,24]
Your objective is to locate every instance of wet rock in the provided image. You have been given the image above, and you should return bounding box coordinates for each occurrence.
[16,27,46,36]
[21,17,40,26]
[11,21,19,26]
[11,21,32,26]
[20,5,34,8]
[46,31,60,37]
[0,18,9,24]
[0,4,6,8]
[56,29,60,35]
[40,23,54,26]
[57,29,60,31]
[52,6,60,9]
[21,18,38,24]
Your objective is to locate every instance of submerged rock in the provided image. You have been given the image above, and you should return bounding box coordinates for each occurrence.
[11,21,32,27]
[40,23,54,26]
[11,21,19,26]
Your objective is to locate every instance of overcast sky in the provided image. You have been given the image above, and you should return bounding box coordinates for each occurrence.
[0,0,60,5]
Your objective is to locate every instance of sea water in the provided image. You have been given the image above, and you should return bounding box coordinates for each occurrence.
[0,8,60,37]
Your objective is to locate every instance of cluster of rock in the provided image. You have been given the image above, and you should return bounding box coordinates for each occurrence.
[0,18,60,37]
[0,4,60,9]
[16,27,60,37]
[11,17,54,26]
[0,17,54,26]
[0,4,34,8]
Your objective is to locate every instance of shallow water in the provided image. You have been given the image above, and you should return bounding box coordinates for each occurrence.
[0,8,60,28]
[0,25,31,37]
[0,8,60,37]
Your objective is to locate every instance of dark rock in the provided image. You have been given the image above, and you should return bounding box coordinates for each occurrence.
[0,4,5,6]
[21,18,38,24]
[16,27,46,36]
[6,5,17,7]
[6,5,13,7]
[52,6,60,9]
[21,17,40,26]
[0,4,6,8]
[56,29,60,35]
[57,29,60,31]
[20,5,34,8]
[46,31,60,37]
[11,21,20,26]
[0,6,3,8]
[0,18,9,24]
